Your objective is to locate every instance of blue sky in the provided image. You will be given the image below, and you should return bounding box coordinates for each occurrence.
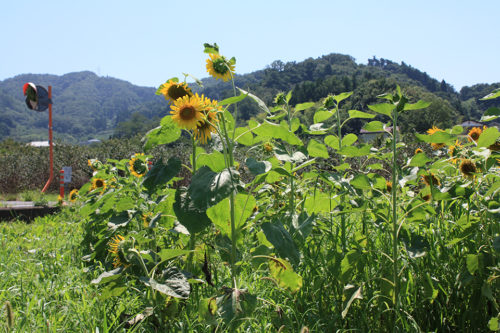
[1,0,498,91]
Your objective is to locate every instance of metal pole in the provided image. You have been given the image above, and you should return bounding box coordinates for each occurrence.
[41,86,53,193]
[59,169,65,198]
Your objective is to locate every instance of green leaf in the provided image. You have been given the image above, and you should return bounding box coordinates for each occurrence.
[246,157,272,175]
[363,121,384,132]
[251,121,303,145]
[488,317,499,331]
[466,254,479,275]
[477,127,500,147]
[99,281,127,300]
[342,285,363,318]
[234,127,254,146]
[481,107,500,122]
[408,153,431,167]
[261,222,300,265]
[188,167,240,210]
[223,110,235,133]
[403,100,431,111]
[415,131,455,143]
[338,145,371,157]
[207,193,256,244]
[294,102,315,112]
[158,249,190,262]
[203,42,219,54]
[350,174,371,190]
[268,257,302,293]
[143,157,181,193]
[480,88,500,100]
[143,116,181,152]
[334,91,353,103]
[140,268,190,299]
[307,139,329,158]
[197,150,226,172]
[342,133,358,146]
[220,93,247,106]
[199,297,218,324]
[237,87,271,115]
[367,103,394,117]
[340,250,361,284]
[324,135,340,150]
[91,267,123,285]
[348,110,375,119]
[314,110,333,123]
[173,187,212,234]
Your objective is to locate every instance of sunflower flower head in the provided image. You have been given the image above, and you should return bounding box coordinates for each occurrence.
[263,142,274,153]
[57,195,64,204]
[386,181,392,193]
[274,92,287,106]
[88,158,103,171]
[142,212,153,228]
[421,173,441,187]
[171,94,205,130]
[69,189,79,203]
[193,96,220,144]
[426,126,445,150]
[108,235,132,268]
[467,126,484,142]
[157,80,193,103]
[206,53,235,82]
[91,178,107,193]
[129,153,148,178]
[459,159,477,179]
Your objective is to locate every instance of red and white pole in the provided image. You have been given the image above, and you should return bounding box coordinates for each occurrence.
[41,85,53,193]
[59,169,65,198]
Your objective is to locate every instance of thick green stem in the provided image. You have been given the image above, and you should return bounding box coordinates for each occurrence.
[391,109,400,315]
[336,103,346,253]
[186,136,197,271]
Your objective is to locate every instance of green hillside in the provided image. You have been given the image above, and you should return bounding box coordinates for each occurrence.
[1,55,499,142]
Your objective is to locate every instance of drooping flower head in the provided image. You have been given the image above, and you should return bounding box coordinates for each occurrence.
[426,126,445,150]
[69,189,79,203]
[157,80,193,103]
[108,235,131,268]
[129,153,148,178]
[170,94,205,130]
[206,53,235,82]
[467,126,484,142]
[421,173,441,187]
[459,159,477,179]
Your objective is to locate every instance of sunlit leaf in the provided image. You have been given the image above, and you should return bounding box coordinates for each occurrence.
[368,103,394,117]
[403,100,431,111]
[307,139,329,158]
[268,257,302,293]
[261,222,300,265]
[246,157,272,175]
[480,88,500,100]
[143,116,181,152]
[188,167,240,210]
[314,110,333,123]
[477,127,500,147]
[220,93,247,106]
[334,91,353,103]
[348,110,375,119]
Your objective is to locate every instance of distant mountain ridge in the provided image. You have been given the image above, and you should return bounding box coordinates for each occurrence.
[1,54,499,142]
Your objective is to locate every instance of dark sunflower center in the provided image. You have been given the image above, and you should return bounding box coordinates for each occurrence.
[461,162,476,174]
[180,106,196,120]
[213,58,228,74]
[133,159,146,174]
[96,180,104,188]
[168,85,190,100]
[471,132,480,140]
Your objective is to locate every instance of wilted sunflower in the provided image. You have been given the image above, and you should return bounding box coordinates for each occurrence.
[158,80,193,103]
[459,159,477,179]
[108,235,130,268]
[467,126,484,142]
[414,148,424,155]
[171,94,205,129]
[426,126,445,150]
[91,178,107,192]
[421,173,441,187]
[68,189,78,202]
[129,153,148,178]
[206,53,235,82]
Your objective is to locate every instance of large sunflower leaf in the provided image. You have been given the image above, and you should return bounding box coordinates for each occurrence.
[143,116,181,152]
[188,166,240,210]
[143,157,181,193]
[173,187,212,234]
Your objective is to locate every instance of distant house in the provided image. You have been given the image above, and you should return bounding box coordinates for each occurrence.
[28,141,51,147]
[81,139,102,146]
[359,126,399,142]
[460,120,486,129]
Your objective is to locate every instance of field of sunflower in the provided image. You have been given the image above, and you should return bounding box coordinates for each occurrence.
[1,43,499,332]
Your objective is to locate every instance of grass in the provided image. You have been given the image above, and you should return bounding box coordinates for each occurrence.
[0,191,59,203]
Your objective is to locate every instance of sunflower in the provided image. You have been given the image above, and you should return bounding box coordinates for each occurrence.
[171,94,205,130]
[129,153,148,178]
[158,80,193,103]
[448,140,463,164]
[142,212,153,228]
[108,235,130,268]
[263,142,274,152]
[414,148,423,155]
[459,159,477,179]
[467,126,484,142]
[426,126,445,150]
[87,158,102,171]
[57,195,64,204]
[69,189,79,203]
[386,181,392,193]
[91,178,107,193]
[421,173,441,187]
[193,96,220,144]
[206,53,235,82]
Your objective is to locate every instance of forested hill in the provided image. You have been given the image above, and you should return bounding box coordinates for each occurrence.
[1,55,499,142]
[0,71,167,142]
